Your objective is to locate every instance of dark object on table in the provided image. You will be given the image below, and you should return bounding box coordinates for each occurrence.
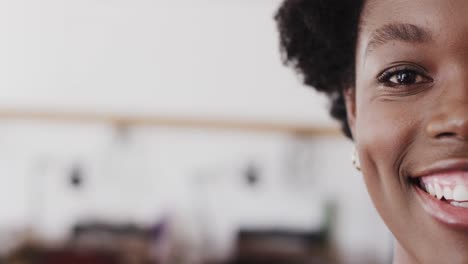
[229,229,338,264]
[7,244,118,264]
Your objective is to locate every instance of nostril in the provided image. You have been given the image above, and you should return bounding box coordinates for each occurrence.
[426,111,468,140]
[436,132,458,139]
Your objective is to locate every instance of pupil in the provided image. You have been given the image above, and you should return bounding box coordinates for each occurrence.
[397,72,416,84]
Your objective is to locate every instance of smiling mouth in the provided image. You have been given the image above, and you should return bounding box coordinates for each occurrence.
[412,170,468,229]
[414,176,468,208]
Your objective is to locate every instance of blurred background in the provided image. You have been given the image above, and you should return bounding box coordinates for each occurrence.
[0,0,392,263]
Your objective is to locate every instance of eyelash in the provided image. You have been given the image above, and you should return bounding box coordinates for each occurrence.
[377,66,432,88]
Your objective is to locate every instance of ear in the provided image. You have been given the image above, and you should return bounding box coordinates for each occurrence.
[344,87,357,139]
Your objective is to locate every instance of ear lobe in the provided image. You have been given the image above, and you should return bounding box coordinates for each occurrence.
[344,87,357,138]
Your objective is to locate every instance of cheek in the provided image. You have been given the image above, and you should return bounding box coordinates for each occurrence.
[357,102,414,165]
[354,99,420,217]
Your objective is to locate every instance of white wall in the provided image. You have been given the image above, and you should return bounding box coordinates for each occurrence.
[0,0,331,125]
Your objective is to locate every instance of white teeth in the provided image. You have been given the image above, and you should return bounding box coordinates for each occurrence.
[435,183,443,200]
[427,184,436,197]
[450,201,468,208]
[453,185,468,201]
[443,187,454,200]
[423,181,468,203]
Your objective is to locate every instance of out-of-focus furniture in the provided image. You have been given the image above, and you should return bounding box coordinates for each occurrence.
[6,244,118,264]
[229,229,339,264]
[6,220,171,264]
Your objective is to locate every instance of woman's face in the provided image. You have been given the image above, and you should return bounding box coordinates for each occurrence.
[348,0,468,262]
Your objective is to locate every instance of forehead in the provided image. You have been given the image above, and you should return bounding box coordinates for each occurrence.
[359,0,468,51]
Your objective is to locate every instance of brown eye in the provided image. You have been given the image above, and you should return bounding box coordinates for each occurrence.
[378,67,431,87]
[389,71,424,85]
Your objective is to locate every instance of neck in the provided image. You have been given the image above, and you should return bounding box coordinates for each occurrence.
[393,241,418,264]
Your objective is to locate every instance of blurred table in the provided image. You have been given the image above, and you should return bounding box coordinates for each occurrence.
[227,229,339,264]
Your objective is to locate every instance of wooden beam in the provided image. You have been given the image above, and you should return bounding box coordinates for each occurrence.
[0,109,342,137]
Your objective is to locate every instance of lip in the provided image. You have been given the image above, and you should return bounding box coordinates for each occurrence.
[414,184,468,229]
[411,159,468,178]
[411,159,468,229]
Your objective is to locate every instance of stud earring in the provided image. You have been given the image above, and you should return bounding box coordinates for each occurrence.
[351,147,361,171]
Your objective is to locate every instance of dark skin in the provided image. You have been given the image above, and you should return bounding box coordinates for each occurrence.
[345,0,468,263]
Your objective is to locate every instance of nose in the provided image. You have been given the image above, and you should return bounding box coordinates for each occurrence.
[426,96,468,141]
[426,64,468,141]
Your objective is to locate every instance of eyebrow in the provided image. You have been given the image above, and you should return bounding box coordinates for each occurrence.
[365,23,433,55]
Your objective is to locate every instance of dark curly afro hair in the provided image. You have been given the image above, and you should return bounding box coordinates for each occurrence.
[275,0,365,139]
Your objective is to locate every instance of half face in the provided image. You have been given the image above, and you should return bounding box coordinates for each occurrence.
[349,0,468,263]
